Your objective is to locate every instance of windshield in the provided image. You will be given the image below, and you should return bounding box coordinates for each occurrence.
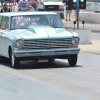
[11,14,64,30]
[43,0,61,2]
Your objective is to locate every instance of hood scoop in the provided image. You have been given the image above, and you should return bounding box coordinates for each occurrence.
[27,26,73,38]
[28,26,56,35]
[28,26,37,34]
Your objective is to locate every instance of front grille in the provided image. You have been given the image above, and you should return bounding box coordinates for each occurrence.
[45,5,59,11]
[23,39,72,49]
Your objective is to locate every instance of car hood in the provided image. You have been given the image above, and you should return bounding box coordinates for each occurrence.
[11,26,76,39]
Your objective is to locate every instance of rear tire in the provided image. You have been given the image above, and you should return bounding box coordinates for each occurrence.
[68,55,77,66]
[10,50,20,68]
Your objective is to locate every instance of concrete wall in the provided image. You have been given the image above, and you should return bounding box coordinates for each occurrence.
[79,12,100,24]
[73,30,91,44]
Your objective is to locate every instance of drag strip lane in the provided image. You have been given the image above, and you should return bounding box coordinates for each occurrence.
[0,52,100,100]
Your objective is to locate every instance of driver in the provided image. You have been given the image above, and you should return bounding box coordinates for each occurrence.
[39,16,49,25]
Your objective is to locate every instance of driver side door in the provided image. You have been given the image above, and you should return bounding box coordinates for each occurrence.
[0,16,9,57]
[0,16,2,55]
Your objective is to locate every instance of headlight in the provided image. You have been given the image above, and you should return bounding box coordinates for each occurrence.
[72,38,79,45]
[16,39,24,47]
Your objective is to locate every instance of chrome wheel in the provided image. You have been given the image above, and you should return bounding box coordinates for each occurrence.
[11,52,14,67]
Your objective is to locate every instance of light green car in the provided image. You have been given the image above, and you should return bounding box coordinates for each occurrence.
[0,12,80,68]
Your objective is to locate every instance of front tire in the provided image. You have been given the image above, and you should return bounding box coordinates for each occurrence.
[10,50,20,68]
[68,55,77,66]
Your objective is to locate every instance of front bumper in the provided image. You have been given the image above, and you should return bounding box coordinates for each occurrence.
[14,48,80,57]
[47,10,64,14]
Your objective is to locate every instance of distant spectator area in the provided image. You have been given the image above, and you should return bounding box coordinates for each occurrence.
[3,0,17,3]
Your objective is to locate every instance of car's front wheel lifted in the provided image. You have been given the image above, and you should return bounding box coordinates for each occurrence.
[68,54,77,66]
[10,50,20,68]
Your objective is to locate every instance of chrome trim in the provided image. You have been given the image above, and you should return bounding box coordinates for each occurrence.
[23,39,72,49]
[14,48,80,57]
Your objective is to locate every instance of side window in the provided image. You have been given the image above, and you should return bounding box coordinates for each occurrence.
[6,17,9,30]
[0,17,6,29]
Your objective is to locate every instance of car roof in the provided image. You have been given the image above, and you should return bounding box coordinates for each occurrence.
[0,12,57,16]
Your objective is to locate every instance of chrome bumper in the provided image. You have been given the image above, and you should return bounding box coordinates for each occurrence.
[47,10,64,14]
[14,48,80,57]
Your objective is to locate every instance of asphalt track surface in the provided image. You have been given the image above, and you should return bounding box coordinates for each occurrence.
[91,32,100,40]
[0,52,100,100]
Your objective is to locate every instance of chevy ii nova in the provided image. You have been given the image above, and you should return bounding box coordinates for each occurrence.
[0,12,80,68]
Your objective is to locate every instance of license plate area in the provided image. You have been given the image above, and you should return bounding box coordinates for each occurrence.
[42,51,55,56]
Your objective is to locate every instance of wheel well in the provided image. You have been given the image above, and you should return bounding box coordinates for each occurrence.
[8,46,12,58]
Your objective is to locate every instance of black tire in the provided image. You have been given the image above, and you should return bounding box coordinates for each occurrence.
[68,55,77,66]
[10,50,20,68]
[48,59,55,62]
